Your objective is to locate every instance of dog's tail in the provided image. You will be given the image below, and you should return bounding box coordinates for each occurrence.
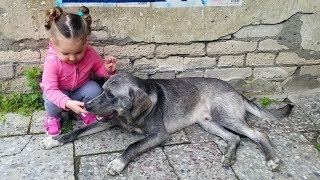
[243,96,293,119]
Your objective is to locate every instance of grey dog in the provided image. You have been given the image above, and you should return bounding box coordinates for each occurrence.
[40,73,293,175]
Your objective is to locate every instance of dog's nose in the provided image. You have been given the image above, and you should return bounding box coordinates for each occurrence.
[85,102,92,111]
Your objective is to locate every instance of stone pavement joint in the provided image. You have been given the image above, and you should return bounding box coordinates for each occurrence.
[0,89,320,179]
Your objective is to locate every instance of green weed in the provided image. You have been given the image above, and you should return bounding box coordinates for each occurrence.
[0,67,44,122]
[315,144,320,152]
[260,97,275,108]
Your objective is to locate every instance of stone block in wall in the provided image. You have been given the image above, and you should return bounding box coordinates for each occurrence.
[300,65,320,76]
[233,24,283,38]
[283,75,320,93]
[250,78,276,94]
[40,49,48,62]
[134,58,157,71]
[117,59,133,72]
[276,52,319,65]
[0,76,32,94]
[91,31,110,41]
[246,53,276,66]
[92,46,105,57]
[218,55,245,67]
[15,63,43,76]
[258,39,289,51]
[0,50,40,63]
[155,43,205,58]
[133,72,149,79]
[104,44,155,59]
[176,71,204,78]
[183,57,216,70]
[0,64,14,79]
[253,67,297,79]
[207,41,257,55]
[204,68,252,81]
[156,56,184,71]
[150,72,175,79]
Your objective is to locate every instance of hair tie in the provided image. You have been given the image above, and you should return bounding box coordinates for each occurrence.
[78,11,84,17]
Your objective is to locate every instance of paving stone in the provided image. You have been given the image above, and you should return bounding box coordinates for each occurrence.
[0,113,30,136]
[185,124,221,143]
[74,127,189,156]
[162,130,190,146]
[74,127,144,156]
[0,135,32,157]
[78,148,177,180]
[163,142,236,179]
[231,133,320,180]
[30,110,46,134]
[247,105,319,133]
[0,135,74,180]
[288,89,320,128]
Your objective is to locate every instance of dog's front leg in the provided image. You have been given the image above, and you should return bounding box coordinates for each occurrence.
[107,132,169,175]
[40,121,114,149]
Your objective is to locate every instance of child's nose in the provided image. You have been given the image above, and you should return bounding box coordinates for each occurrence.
[69,55,76,61]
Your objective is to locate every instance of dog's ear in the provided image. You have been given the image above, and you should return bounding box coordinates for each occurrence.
[130,88,152,118]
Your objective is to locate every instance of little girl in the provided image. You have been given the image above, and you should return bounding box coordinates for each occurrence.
[40,6,116,136]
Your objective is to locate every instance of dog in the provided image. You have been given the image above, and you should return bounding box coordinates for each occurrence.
[40,73,293,175]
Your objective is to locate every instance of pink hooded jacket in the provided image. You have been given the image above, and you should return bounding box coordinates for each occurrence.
[40,43,112,110]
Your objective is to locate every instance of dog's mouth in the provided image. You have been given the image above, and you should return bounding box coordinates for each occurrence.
[96,110,118,122]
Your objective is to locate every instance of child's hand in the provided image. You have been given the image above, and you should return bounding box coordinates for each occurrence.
[104,55,117,75]
[65,100,88,114]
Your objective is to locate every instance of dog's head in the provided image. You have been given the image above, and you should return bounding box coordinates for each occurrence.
[85,73,152,122]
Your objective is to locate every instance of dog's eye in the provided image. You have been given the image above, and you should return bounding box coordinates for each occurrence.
[106,91,114,98]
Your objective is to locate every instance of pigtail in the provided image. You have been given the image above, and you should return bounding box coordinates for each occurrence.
[44,7,63,30]
[79,6,92,35]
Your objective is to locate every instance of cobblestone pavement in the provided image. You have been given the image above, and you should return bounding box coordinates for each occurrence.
[1,90,320,180]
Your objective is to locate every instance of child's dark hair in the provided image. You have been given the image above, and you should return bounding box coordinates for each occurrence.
[44,6,92,40]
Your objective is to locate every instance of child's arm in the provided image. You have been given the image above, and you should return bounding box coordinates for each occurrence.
[90,46,117,78]
[104,55,117,75]
[41,59,71,110]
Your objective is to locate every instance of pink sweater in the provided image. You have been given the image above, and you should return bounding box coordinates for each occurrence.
[40,43,112,109]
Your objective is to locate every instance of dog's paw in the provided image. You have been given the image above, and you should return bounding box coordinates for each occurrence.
[221,154,236,167]
[40,136,61,149]
[106,158,126,175]
[267,157,281,171]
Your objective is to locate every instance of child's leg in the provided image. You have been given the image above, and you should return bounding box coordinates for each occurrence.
[71,80,102,103]
[43,94,64,118]
[43,93,64,136]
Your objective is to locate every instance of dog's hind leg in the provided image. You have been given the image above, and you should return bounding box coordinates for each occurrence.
[221,120,280,171]
[197,119,240,167]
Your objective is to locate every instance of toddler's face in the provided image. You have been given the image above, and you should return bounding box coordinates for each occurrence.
[52,37,86,64]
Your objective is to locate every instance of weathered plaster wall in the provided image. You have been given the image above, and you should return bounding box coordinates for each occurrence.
[0,0,320,95]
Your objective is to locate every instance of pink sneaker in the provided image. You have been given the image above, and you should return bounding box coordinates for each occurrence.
[44,116,61,136]
[80,113,97,125]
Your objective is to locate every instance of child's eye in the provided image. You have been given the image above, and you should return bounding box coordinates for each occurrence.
[62,53,69,55]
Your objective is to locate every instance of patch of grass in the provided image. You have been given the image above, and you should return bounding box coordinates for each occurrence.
[315,144,320,152]
[61,112,75,133]
[0,67,44,122]
[260,97,276,108]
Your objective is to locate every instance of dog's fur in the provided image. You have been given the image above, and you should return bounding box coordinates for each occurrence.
[40,73,293,175]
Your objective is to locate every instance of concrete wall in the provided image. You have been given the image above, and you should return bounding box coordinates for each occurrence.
[1,0,320,95]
